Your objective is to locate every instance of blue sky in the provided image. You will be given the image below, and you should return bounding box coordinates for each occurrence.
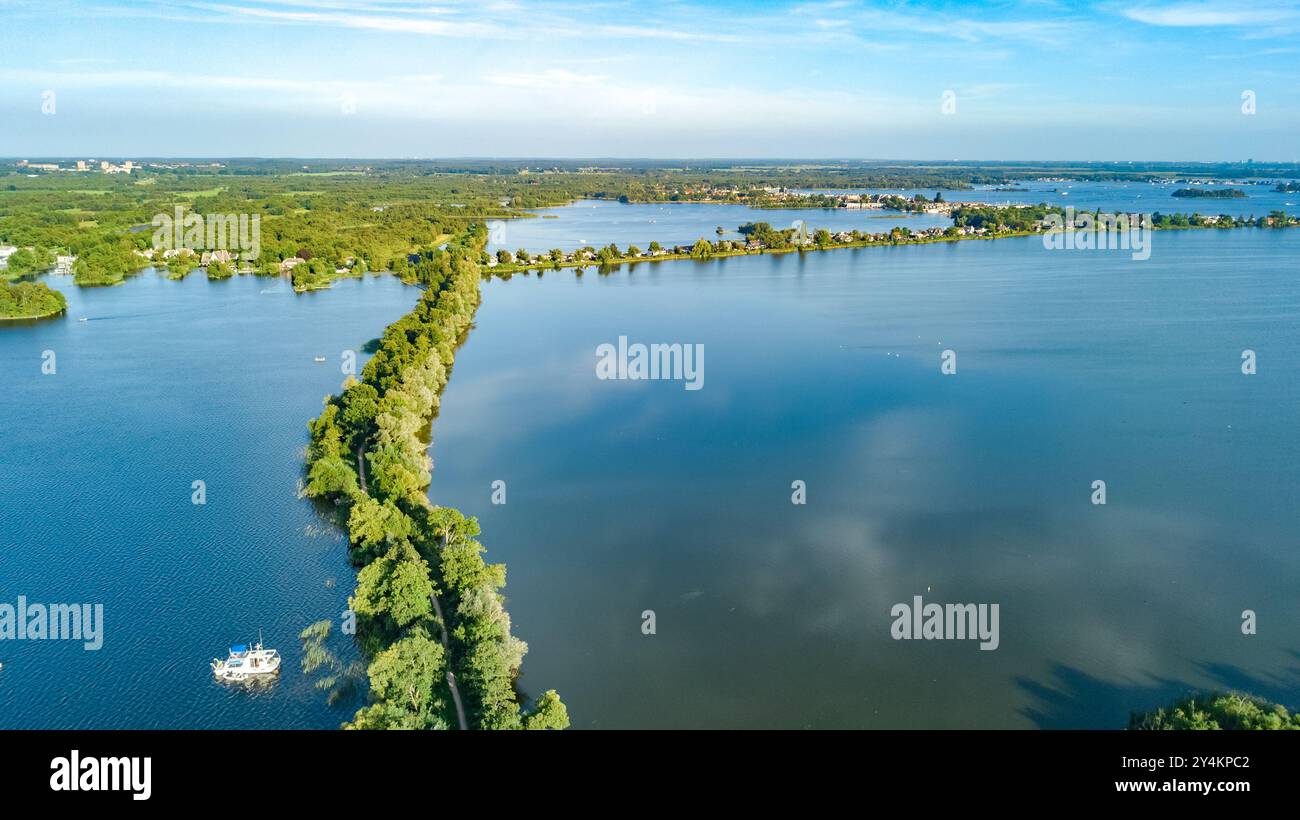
[1,0,1297,159]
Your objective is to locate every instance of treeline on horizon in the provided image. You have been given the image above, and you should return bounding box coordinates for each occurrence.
[301,223,568,730]
[7,157,1300,177]
[2,162,1297,296]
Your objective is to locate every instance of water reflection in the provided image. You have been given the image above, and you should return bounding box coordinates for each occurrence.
[432,230,1300,728]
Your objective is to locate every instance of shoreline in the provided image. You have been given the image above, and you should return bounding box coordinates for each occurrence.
[487,220,1295,277]
[301,227,569,730]
[0,309,65,321]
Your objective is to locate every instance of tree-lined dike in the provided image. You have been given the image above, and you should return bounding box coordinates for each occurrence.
[301,223,568,730]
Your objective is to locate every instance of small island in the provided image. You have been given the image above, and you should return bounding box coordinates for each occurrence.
[1274,181,1300,193]
[0,280,67,320]
[1172,187,1246,198]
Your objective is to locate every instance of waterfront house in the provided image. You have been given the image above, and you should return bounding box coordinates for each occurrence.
[200,250,233,266]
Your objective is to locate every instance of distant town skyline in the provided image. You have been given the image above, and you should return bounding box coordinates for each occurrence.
[1,0,1297,160]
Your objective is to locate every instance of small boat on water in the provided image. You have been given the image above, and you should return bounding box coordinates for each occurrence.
[211,640,280,682]
[78,317,88,322]
[313,355,326,363]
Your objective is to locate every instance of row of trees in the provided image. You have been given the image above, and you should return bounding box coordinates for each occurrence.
[950,204,1058,232]
[0,246,55,280]
[491,222,1000,276]
[1149,211,1294,228]
[951,203,1298,232]
[304,224,568,730]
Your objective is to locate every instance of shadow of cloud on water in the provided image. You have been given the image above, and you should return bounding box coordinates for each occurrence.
[1195,659,1300,712]
[1017,665,1196,729]
[1018,654,1300,729]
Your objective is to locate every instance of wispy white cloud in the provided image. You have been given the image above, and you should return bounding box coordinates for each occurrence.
[781,1,1082,46]
[191,2,500,35]
[1120,2,1300,27]
[155,0,748,43]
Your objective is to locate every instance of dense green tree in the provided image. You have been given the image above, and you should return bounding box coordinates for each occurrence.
[347,496,414,565]
[350,544,435,651]
[0,280,66,318]
[1131,694,1300,730]
[2,246,54,277]
[206,260,234,279]
[523,690,571,730]
[339,379,381,449]
[351,632,450,729]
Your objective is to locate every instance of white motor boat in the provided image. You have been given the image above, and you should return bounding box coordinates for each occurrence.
[211,640,280,682]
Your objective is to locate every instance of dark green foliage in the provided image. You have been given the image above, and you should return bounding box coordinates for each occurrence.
[206,260,235,279]
[1,245,54,278]
[0,280,66,318]
[1130,693,1299,730]
[1171,188,1245,198]
[304,224,567,730]
[350,543,435,654]
[523,690,570,730]
[950,203,1057,232]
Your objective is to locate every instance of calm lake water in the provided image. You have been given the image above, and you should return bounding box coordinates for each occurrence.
[489,199,952,254]
[491,182,1298,256]
[4,222,1298,729]
[436,227,1300,728]
[0,272,417,728]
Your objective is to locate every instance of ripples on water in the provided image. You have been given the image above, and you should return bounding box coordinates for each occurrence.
[0,272,419,728]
